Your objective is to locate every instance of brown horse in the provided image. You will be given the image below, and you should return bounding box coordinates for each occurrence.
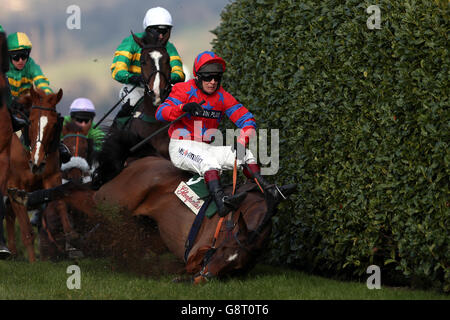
[93,32,172,189]
[0,31,14,258]
[11,130,283,280]
[5,86,76,262]
[38,120,96,260]
[110,32,171,154]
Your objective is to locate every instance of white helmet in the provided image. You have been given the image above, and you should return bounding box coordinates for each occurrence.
[143,7,173,30]
[69,98,96,116]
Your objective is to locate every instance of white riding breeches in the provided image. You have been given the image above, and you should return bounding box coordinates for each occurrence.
[119,84,145,107]
[169,139,257,176]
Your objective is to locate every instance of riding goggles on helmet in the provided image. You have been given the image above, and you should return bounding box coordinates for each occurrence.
[147,25,172,35]
[10,51,30,61]
[198,73,222,82]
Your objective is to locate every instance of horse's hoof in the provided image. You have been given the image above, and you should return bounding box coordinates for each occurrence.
[0,244,11,260]
[7,188,28,206]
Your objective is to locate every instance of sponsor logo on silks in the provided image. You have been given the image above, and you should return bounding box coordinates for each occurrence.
[174,182,204,215]
[178,147,203,164]
[198,109,222,119]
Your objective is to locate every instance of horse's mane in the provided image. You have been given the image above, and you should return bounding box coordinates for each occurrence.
[92,127,158,188]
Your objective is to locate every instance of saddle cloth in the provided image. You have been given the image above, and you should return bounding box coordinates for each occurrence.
[174,174,217,218]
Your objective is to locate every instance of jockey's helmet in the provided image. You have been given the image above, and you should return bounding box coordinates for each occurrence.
[70,98,96,120]
[143,7,173,30]
[193,51,226,78]
[7,32,32,52]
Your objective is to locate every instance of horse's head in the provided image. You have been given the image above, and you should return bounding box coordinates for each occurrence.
[61,120,94,183]
[190,184,274,282]
[28,86,63,174]
[132,31,171,106]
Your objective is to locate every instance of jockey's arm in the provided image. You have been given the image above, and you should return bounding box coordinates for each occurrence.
[110,36,138,85]
[224,94,257,147]
[155,85,186,122]
[166,42,185,83]
[29,58,52,94]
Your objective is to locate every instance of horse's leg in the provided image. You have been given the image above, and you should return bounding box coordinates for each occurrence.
[43,175,79,242]
[9,201,35,262]
[54,199,78,241]
[5,200,17,256]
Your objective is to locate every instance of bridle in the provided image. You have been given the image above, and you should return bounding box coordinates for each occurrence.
[140,44,171,103]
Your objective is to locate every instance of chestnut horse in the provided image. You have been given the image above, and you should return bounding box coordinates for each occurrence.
[5,87,75,262]
[39,121,96,260]
[0,31,14,258]
[11,131,281,281]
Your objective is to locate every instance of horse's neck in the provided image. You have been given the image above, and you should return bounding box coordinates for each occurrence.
[142,94,158,115]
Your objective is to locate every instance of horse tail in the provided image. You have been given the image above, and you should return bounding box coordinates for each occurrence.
[92,127,156,188]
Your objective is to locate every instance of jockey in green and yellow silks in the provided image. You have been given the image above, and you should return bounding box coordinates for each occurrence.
[6,32,52,98]
[111,7,185,108]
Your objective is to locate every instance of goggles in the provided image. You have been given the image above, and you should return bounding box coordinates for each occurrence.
[10,52,29,61]
[147,25,172,35]
[198,73,222,82]
[74,117,92,124]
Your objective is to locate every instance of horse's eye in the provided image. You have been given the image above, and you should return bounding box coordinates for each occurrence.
[141,61,146,65]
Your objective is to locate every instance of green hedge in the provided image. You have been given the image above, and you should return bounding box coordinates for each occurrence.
[212,0,449,291]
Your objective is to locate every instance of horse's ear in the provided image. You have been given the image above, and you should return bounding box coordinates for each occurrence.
[131,31,144,48]
[55,88,63,105]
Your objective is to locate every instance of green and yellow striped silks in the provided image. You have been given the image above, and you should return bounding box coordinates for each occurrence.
[7,57,52,97]
[110,32,185,84]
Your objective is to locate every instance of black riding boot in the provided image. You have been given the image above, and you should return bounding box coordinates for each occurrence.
[205,170,247,217]
[0,193,11,259]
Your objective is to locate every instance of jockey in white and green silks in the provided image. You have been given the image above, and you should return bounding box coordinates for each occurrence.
[110,7,185,108]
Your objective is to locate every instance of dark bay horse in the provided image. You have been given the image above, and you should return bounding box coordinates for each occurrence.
[11,130,280,280]
[0,31,14,258]
[105,31,172,166]
[93,32,173,189]
[5,87,75,262]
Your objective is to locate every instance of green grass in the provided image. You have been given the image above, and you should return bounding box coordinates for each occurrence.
[0,258,448,300]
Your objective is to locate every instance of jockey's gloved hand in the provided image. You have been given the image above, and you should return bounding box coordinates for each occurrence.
[182,102,203,116]
[129,74,144,86]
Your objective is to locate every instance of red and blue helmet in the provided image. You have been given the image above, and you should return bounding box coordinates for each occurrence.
[193,51,226,77]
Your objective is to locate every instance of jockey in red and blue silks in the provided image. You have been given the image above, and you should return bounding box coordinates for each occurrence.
[156,51,293,216]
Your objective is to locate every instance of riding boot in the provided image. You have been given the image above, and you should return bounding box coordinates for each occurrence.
[59,143,71,164]
[204,170,247,217]
[0,194,11,259]
[243,163,297,206]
